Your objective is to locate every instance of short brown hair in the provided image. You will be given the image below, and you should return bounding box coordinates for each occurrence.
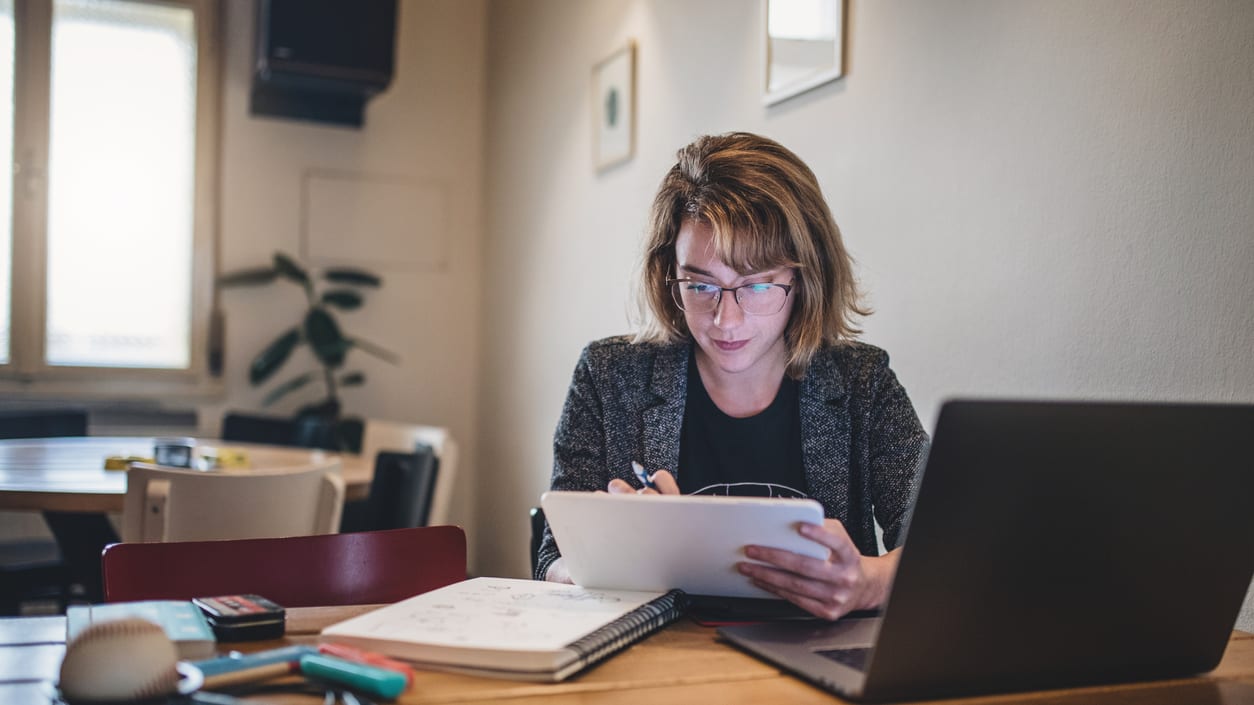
[637,132,868,377]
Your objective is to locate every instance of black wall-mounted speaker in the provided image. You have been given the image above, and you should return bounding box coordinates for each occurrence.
[251,0,399,128]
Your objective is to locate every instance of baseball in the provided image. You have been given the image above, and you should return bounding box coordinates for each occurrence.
[59,617,181,703]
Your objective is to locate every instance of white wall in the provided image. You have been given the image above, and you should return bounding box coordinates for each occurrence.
[478,0,1254,629]
[216,0,486,537]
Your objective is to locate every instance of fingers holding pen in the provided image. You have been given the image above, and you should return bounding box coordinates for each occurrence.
[648,470,679,494]
[608,466,679,495]
[607,478,637,494]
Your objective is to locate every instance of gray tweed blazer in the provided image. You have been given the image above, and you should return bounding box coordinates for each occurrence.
[536,335,929,581]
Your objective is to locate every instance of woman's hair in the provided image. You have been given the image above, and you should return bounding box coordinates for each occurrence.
[636,132,868,377]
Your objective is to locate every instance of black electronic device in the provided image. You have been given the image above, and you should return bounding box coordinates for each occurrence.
[719,400,1254,702]
[250,0,398,127]
[192,594,286,641]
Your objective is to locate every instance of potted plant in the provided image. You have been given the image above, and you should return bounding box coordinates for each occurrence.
[218,252,398,451]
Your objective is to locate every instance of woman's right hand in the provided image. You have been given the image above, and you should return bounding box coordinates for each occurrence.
[606,469,680,495]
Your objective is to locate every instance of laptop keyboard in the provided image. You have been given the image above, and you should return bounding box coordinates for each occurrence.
[815,647,872,672]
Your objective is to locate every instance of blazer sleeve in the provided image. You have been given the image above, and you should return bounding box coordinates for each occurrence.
[536,345,610,580]
[867,361,929,550]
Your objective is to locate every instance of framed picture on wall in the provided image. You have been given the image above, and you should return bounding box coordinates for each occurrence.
[593,41,636,171]
[764,0,845,106]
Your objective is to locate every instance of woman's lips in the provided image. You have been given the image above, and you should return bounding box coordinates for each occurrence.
[713,339,748,352]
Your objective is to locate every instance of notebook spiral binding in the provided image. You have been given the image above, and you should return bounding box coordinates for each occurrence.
[566,590,689,670]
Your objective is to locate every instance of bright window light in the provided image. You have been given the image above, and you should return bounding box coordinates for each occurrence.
[0,0,13,364]
[45,0,196,368]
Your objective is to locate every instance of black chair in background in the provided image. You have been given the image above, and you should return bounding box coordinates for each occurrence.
[530,506,547,580]
[0,409,88,439]
[340,445,439,533]
[0,539,68,615]
[0,408,116,614]
[221,412,298,447]
[222,411,364,453]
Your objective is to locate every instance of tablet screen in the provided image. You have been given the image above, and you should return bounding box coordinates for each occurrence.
[541,491,826,598]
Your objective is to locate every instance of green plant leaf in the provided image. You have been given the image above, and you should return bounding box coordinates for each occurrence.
[304,307,349,368]
[346,336,400,364]
[323,268,382,287]
[249,327,302,385]
[261,372,315,407]
[217,266,278,287]
[273,252,310,287]
[339,371,366,386]
[321,289,363,310]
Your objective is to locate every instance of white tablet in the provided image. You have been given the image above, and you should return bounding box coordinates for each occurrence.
[540,491,827,599]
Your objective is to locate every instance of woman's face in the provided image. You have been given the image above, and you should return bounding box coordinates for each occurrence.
[673,219,795,382]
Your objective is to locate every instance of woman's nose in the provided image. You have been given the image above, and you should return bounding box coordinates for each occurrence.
[712,290,744,328]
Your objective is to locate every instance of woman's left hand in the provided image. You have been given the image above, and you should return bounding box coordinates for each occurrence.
[739,519,899,621]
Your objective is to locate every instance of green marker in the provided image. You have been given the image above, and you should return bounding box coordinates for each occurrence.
[299,653,408,700]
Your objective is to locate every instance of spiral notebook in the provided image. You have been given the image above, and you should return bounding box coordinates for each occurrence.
[319,577,686,681]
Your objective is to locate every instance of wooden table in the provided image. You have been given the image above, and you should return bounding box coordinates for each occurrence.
[2,607,1252,704]
[0,437,372,513]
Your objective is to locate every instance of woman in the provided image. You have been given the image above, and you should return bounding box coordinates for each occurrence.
[537,132,928,620]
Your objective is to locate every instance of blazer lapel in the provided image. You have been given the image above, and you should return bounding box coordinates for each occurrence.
[800,350,850,518]
[642,343,688,479]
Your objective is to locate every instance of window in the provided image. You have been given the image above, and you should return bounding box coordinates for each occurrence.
[1,0,218,396]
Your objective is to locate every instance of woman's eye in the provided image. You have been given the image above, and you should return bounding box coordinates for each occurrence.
[689,283,719,294]
[745,283,774,294]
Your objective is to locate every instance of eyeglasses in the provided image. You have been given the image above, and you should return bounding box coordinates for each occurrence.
[667,277,793,316]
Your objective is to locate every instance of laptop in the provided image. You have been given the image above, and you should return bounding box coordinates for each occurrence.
[719,399,1254,702]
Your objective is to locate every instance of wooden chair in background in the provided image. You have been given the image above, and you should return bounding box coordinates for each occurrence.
[101,526,467,606]
[121,459,344,543]
[223,413,454,532]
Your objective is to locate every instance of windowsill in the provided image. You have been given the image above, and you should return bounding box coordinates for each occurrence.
[0,396,213,434]
[0,376,224,404]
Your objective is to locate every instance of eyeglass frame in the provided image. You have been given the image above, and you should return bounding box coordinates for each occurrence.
[666,276,795,316]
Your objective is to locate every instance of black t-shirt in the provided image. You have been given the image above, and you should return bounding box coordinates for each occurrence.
[677,352,809,499]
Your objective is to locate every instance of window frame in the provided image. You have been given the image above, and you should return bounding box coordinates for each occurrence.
[0,0,221,400]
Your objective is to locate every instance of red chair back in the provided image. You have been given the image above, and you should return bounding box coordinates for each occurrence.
[101,526,466,606]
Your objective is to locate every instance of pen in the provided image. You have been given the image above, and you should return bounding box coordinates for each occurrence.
[631,461,656,490]
[201,661,297,689]
[191,645,316,677]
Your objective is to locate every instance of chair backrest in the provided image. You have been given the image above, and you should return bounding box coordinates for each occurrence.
[359,419,458,525]
[365,448,439,530]
[101,526,467,606]
[121,459,344,543]
[0,408,88,439]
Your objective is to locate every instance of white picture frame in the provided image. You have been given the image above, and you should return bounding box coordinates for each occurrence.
[763,0,845,106]
[593,41,636,171]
